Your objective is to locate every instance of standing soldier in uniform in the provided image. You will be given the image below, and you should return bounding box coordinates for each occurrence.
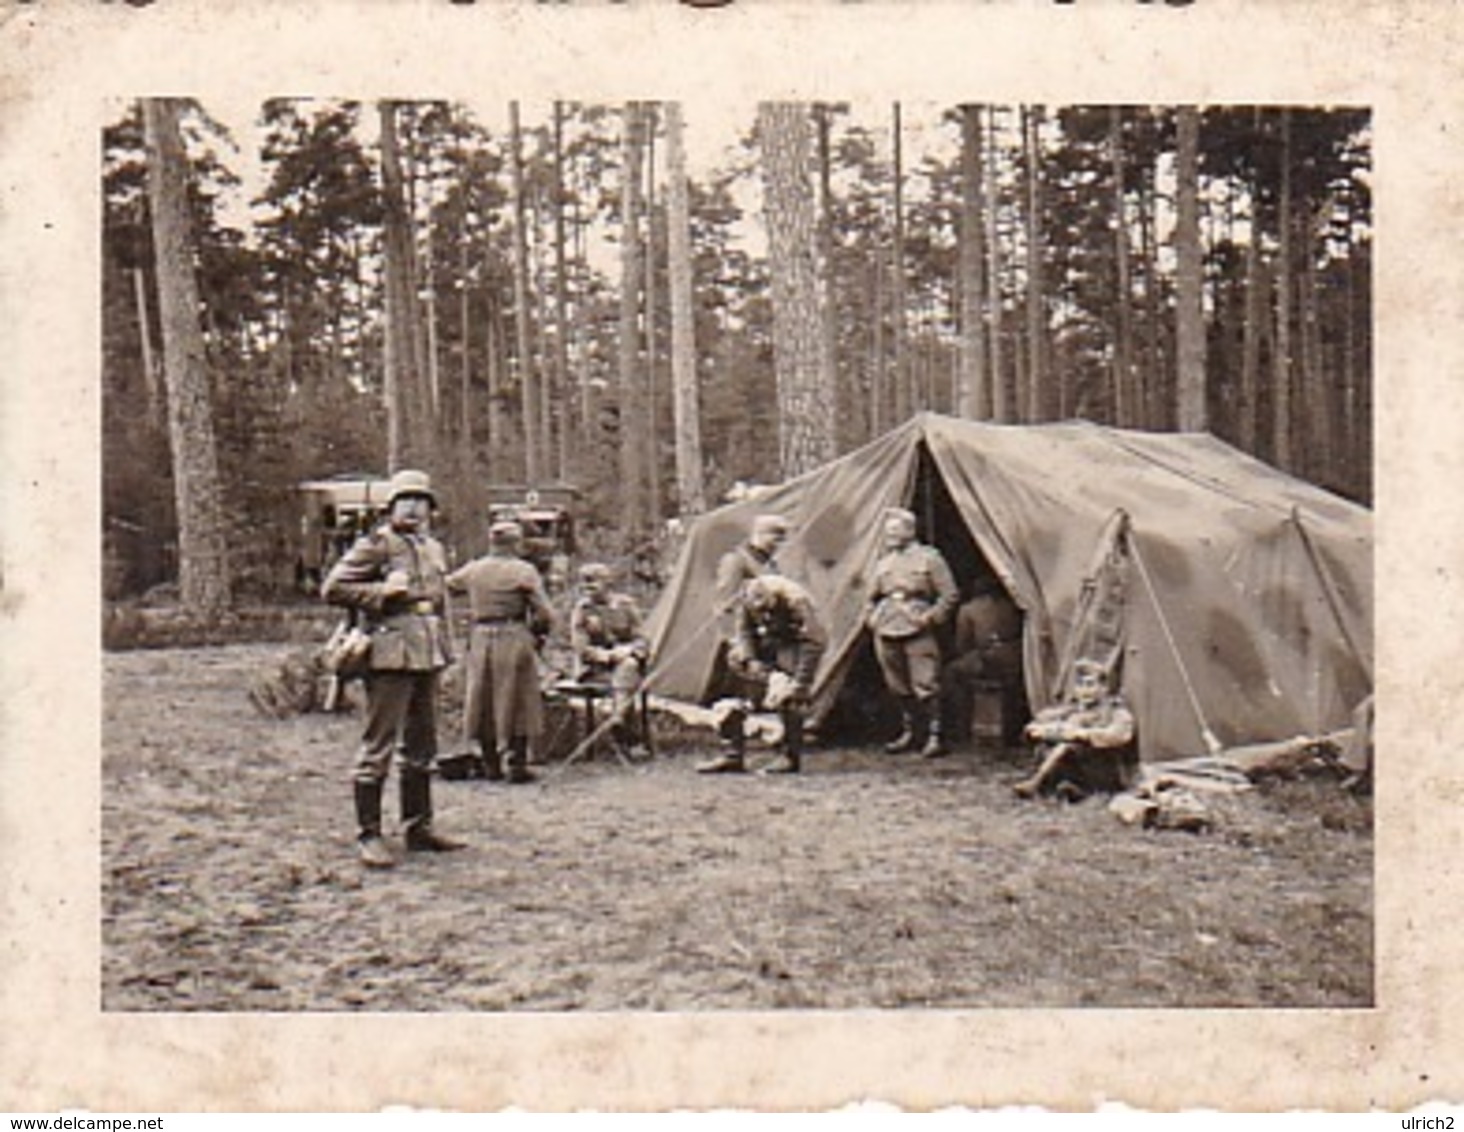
[715,513,789,630]
[323,469,465,869]
[569,561,650,759]
[698,573,826,775]
[866,506,958,759]
[447,521,555,785]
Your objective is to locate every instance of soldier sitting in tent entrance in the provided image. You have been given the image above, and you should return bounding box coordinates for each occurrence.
[1013,659,1137,801]
[941,573,1026,748]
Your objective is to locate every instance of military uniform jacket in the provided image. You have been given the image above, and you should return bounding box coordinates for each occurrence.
[867,543,958,639]
[715,542,778,633]
[570,593,645,667]
[733,589,828,688]
[447,554,553,631]
[1031,695,1136,750]
[322,524,451,672]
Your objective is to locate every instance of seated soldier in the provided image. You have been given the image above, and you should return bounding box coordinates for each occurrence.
[569,561,650,758]
[941,573,1025,749]
[1013,658,1137,801]
[698,573,826,776]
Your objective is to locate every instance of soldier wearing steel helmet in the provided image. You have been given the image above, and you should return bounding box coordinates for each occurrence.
[323,469,465,869]
[446,519,555,786]
[866,506,959,759]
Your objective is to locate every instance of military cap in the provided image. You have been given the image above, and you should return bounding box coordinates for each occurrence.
[489,520,524,545]
[752,513,790,539]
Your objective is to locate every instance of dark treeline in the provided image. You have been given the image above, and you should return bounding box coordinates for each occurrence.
[103,100,1371,607]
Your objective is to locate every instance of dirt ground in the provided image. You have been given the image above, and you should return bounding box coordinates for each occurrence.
[103,643,1373,1011]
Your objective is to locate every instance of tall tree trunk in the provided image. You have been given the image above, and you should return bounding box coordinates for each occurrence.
[986,106,1007,423]
[552,101,572,483]
[644,105,661,526]
[957,104,988,420]
[1109,107,1135,427]
[1240,114,1263,456]
[1138,178,1163,430]
[1174,105,1207,432]
[815,104,845,450]
[1274,108,1294,470]
[665,102,706,518]
[1022,105,1046,422]
[871,247,886,437]
[509,101,541,485]
[379,101,429,471]
[143,97,232,613]
[618,102,646,540]
[131,267,160,421]
[759,101,836,477]
[1301,203,1330,484]
[892,102,909,422]
[485,290,506,482]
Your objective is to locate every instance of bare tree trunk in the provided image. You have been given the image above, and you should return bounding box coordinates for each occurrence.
[759,101,837,477]
[143,97,232,613]
[379,100,430,471]
[957,104,988,420]
[618,102,646,540]
[1023,105,1047,423]
[1274,108,1294,470]
[1301,204,1330,484]
[1138,179,1163,430]
[509,101,541,485]
[815,104,846,450]
[485,290,506,483]
[644,105,662,526]
[892,102,909,423]
[553,101,572,483]
[986,107,1007,423]
[871,247,886,437]
[1174,105,1207,432]
[1109,107,1135,427]
[131,267,160,421]
[665,102,706,518]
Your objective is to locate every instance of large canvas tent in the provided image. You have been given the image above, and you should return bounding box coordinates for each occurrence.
[644,413,1372,762]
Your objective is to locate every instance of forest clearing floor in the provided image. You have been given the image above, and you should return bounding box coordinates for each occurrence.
[103,644,1372,1011]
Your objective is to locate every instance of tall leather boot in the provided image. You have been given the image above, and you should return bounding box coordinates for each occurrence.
[920,704,948,759]
[506,737,537,784]
[354,779,396,869]
[885,698,921,754]
[762,707,803,774]
[401,767,466,852]
[698,707,747,773]
[481,744,504,782]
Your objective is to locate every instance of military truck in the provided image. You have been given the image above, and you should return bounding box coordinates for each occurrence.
[295,473,393,591]
[484,484,580,591]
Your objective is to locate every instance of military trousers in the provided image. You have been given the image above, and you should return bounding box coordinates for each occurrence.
[874,631,942,702]
[354,669,440,783]
[580,654,644,718]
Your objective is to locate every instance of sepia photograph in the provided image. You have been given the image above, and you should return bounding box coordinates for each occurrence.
[5,0,1462,1113]
[100,97,1373,1012]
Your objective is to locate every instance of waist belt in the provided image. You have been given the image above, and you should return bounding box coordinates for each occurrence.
[475,617,524,626]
